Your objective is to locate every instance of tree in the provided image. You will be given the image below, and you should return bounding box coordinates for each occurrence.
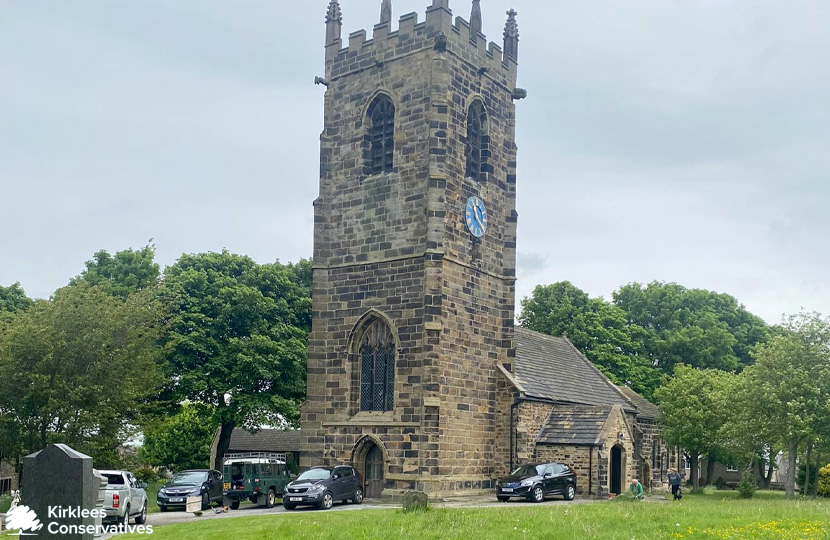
[159,252,311,470]
[140,404,218,472]
[613,282,768,374]
[70,244,160,300]
[519,282,663,399]
[741,312,830,497]
[0,283,33,313]
[655,365,733,492]
[0,284,163,466]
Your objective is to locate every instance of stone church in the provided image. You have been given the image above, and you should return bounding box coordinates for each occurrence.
[290,0,668,499]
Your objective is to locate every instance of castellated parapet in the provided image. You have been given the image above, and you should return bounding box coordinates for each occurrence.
[325,2,518,92]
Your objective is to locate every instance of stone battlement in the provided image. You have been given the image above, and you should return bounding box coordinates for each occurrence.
[324,1,518,89]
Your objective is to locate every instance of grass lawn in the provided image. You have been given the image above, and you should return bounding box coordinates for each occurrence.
[118,490,830,540]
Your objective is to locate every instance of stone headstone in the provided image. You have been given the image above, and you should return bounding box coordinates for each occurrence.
[401,490,428,513]
[22,444,103,539]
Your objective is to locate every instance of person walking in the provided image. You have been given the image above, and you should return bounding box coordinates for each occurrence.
[668,468,683,500]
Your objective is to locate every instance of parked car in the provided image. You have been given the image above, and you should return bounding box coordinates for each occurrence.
[283,466,363,510]
[222,453,292,509]
[495,462,576,502]
[99,470,148,525]
[156,470,224,511]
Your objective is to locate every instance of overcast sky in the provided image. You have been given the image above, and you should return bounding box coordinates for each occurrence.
[2,0,828,324]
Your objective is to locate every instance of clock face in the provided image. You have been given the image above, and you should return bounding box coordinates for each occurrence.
[464,196,488,238]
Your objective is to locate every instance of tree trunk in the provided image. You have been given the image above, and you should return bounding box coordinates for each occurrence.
[804,442,813,496]
[764,459,774,490]
[691,455,701,493]
[705,456,716,486]
[811,452,821,498]
[786,441,798,497]
[213,420,236,471]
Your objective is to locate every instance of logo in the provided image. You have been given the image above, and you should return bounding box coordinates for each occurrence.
[5,505,43,536]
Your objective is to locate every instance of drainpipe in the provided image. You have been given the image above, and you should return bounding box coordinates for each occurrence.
[510,398,521,472]
[589,444,593,497]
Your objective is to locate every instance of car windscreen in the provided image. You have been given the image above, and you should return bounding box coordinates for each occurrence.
[296,469,332,481]
[511,464,546,477]
[103,474,125,486]
[170,472,208,484]
[231,464,245,480]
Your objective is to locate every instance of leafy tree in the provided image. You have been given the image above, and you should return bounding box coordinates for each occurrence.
[741,312,830,497]
[71,244,160,300]
[519,282,663,399]
[159,252,311,470]
[0,283,33,313]
[140,404,218,472]
[655,365,733,492]
[0,284,163,466]
[613,282,768,374]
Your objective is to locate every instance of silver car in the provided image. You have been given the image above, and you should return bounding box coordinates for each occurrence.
[99,470,148,525]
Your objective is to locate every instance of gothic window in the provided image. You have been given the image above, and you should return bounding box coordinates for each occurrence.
[366,95,395,175]
[359,319,396,411]
[465,100,487,180]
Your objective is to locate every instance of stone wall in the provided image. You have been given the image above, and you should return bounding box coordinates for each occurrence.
[515,401,553,463]
[534,445,596,496]
[0,460,18,493]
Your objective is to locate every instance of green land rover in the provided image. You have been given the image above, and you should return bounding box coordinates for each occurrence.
[222,453,292,509]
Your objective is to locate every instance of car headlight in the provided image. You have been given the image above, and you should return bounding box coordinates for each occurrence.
[521,480,534,487]
[307,484,323,493]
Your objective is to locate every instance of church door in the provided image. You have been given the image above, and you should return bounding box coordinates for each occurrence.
[364,445,384,498]
[610,445,623,495]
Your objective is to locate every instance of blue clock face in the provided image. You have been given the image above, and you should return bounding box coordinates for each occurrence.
[465,196,488,238]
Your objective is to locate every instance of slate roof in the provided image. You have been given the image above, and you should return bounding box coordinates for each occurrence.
[513,327,635,411]
[536,405,613,446]
[227,429,303,452]
[617,386,660,420]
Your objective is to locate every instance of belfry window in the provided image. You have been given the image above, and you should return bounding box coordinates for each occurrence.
[359,319,396,411]
[465,100,487,180]
[366,95,395,175]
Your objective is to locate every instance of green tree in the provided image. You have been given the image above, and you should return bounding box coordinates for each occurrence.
[613,282,768,374]
[519,282,663,399]
[140,404,218,472]
[655,365,733,492]
[159,252,311,470]
[741,312,830,497]
[71,244,160,300]
[0,283,33,313]
[0,284,163,466]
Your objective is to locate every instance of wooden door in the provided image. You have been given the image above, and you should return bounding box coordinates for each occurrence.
[611,446,623,495]
[364,446,384,498]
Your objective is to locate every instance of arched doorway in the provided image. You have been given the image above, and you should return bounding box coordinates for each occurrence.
[610,445,624,495]
[364,444,384,498]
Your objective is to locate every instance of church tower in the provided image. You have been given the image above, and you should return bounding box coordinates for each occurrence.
[302,0,523,496]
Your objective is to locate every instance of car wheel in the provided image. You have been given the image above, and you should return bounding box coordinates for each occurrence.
[118,505,130,525]
[283,502,297,510]
[319,491,333,510]
[134,501,147,524]
[497,496,510,502]
[531,485,544,503]
[249,496,259,504]
[352,488,364,505]
[266,488,277,508]
[230,499,240,510]
[201,492,210,511]
[564,484,575,501]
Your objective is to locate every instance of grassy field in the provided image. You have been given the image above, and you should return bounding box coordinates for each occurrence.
[118,490,830,540]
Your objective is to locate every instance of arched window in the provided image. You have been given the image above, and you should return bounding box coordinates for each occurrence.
[366,95,395,175]
[465,100,487,180]
[359,319,396,411]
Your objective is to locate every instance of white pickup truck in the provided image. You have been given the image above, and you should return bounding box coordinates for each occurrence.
[99,470,148,525]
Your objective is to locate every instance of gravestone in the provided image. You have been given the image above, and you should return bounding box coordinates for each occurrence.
[22,444,104,539]
[401,490,428,513]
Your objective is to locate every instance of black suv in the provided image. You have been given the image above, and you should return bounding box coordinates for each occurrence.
[157,469,224,511]
[496,462,576,502]
[283,466,363,510]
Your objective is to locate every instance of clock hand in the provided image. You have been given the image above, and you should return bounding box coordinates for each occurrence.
[474,204,484,226]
